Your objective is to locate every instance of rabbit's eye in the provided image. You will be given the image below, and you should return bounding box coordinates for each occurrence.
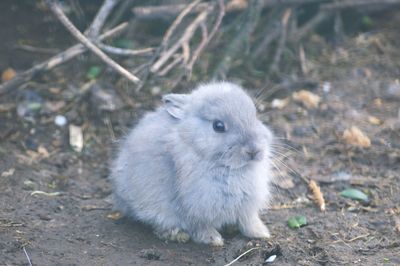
[213,120,226,133]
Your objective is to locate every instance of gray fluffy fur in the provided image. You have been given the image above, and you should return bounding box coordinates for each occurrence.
[109,82,274,246]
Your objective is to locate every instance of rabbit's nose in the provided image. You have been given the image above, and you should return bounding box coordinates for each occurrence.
[245,148,260,160]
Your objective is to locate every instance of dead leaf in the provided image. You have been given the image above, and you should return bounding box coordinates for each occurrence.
[0,103,15,112]
[394,217,400,234]
[49,87,62,94]
[342,126,371,148]
[107,212,123,220]
[1,68,16,82]
[1,168,15,177]
[226,0,248,11]
[373,98,382,107]
[271,98,290,109]
[81,205,109,211]
[69,124,83,152]
[44,101,66,112]
[309,180,326,211]
[292,90,320,109]
[390,209,400,233]
[37,145,49,158]
[367,116,381,125]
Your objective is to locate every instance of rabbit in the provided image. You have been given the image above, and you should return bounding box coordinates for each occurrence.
[109,82,275,246]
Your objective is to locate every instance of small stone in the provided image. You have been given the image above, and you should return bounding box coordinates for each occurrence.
[139,249,161,261]
[384,80,400,99]
[38,213,52,221]
[265,254,277,263]
[322,82,331,93]
[150,86,162,96]
[23,180,36,190]
[292,126,313,137]
[54,115,67,127]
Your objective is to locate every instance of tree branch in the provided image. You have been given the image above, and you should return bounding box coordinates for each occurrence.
[0,23,128,95]
[47,0,140,84]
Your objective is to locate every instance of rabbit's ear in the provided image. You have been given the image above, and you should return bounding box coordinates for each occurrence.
[162,94,188,119]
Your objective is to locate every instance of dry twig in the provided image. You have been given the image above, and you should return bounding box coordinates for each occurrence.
[22,246,33,266]
[161,0,203,49]
[270,8,292,74]
[322,0,400,10]
[132,0,324,20]
[150,10,209,73]
[95,43,154,56]
[0,23,128,95]
[252,25,280,59]
[86,0,153,57]
[213,0,263,78]
[224,247,260,266]
[132,0,398,20]
[47,0,140,84]
[299,44,308,75]
[14,44,59,54]
[159,55,184,76]
[86,0,120,37]
[186,0,225,75]
[289,11,330,42]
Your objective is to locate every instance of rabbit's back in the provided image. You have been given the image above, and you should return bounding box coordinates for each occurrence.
[110,110,181,229]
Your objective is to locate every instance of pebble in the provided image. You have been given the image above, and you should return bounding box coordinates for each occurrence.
[54,115,67,127]
[265,254,277,263]
[385,81,400,99]
[322,81,331,93]
[151,86,162,96]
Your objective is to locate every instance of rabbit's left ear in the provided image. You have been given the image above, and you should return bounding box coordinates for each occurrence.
[162,94,188,119]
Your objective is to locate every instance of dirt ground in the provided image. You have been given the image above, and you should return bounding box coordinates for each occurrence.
[1,2,399,266]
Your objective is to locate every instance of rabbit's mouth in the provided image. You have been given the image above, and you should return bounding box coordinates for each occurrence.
[217,153,264,170]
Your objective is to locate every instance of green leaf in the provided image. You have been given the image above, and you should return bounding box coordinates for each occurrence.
[340,188,369,202]
[288,217,300,228]
[361,16,373,28]
[26,102,42,111]
[288,215,307,229]
[86,66,102,80]
[296,215,307,226]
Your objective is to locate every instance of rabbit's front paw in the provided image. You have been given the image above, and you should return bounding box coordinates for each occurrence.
[192,227,224,246]
[239,215,271,239]
[156,228,190,243]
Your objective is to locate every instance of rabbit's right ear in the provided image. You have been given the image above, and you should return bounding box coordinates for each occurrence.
[162,94,188,119]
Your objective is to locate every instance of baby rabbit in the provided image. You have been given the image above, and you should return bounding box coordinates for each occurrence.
[109,82,274,246]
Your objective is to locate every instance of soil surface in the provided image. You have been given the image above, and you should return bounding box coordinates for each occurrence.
[1,2,399,266]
